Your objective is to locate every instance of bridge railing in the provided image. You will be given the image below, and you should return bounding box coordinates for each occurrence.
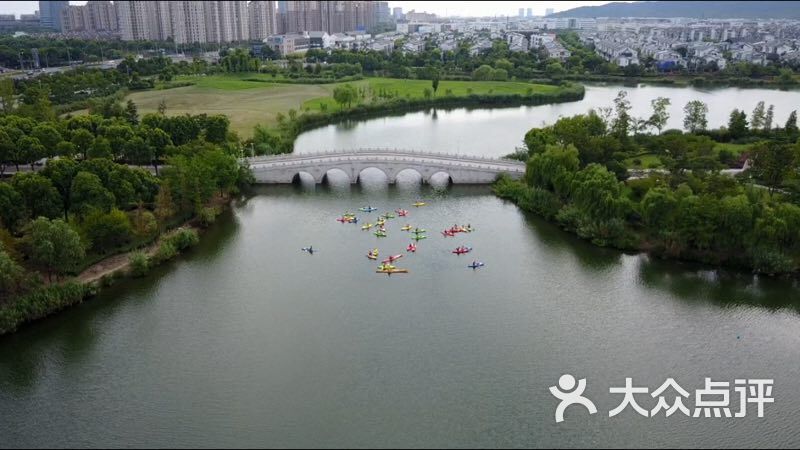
[244,148,525,165]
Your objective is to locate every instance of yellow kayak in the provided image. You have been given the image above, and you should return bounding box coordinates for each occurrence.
[401,225,412,231]
[413,202,426,207]
[361,223,373,230]
[376,268,409,274]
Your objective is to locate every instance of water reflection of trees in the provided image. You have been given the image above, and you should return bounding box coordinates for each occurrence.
[0,210,244,390]
[637,255,800,313]
[517,207,623,273]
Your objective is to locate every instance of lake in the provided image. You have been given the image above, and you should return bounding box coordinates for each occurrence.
[294,83,800,157]
[1,177,798,448]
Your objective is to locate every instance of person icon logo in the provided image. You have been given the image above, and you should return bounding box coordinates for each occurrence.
[549,374,597,423]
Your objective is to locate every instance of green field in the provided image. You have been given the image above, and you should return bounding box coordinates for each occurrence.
[302,77,559,113]
[119,74,563,138]
[624,142,752,169]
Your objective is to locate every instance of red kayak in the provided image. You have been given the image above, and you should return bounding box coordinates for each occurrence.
[452,246,472,255]
[442,230,456,237]
[407,243,417,252]
[396,209,409,217]
[381,254,404,263]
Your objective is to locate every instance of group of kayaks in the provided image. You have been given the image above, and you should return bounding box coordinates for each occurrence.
[309,201,484,273]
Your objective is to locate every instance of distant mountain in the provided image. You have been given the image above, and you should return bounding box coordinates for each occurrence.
[550,1,800,19]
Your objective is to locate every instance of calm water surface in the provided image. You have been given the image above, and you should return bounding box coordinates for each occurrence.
[0,175,798,448]
[294,84,800,156]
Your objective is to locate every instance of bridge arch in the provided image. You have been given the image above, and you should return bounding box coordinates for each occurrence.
[356,167,389,184]
[321,167,353,184]
[394,168,424,184]
[427,171,454,186]
[291,171,316,184]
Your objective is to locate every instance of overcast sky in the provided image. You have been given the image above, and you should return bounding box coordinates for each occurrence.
[0,1,620,17]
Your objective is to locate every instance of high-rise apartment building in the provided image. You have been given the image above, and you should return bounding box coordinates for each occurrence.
[249,1,277,40]
[277,1,377,34]
[61,1,118,33]
[39,0,69,31]
[118,0,249,44]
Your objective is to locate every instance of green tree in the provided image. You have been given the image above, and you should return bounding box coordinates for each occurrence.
[764,104,774,132]
[71,128,95,160]
[0,183,24,231]
[785,110,798,135]
[683,100,708,133]
[23,217,84,281]
[80,209,132,253]
[727,109,748,138]
[11,172,62,220]
[750,141,796,195]
[611,91,632,139]
[0,244,23,298]
[647,97,671,134]
[751,101,765,131]
[70,171,115,219]
[125,100,139,125]
[42,158,78,220]
[332,84,358,109]
[431,77,440,96]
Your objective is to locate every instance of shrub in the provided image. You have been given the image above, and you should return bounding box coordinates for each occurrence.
[128,251,150,277]
[153,241,178,263]
[199,206,220,228]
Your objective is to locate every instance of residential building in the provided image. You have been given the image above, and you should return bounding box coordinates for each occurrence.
[249,1,277,40]
[39,1,69,31]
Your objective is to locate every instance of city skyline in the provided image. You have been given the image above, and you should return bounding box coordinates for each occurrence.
[0,1,621,17]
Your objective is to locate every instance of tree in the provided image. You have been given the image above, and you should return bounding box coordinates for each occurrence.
[144,127,172,175]
[647,97,671,134]
[750,101,765,131]
[122,136,153,166]
[0,183,23,231]
[88,137,113,159]
[11,172,62,220]
[333,84,358,109]
[0,78,14,114]
[431,77,440,96]
[157,98,167,115]
[23,217,84,281]
[80,209,132,253]
[0,244,23,298]
[750,141,796,195]
[611,90,632,139]
[154,184,175,229]
[683,100,708,133]
[727,109,748,139]
[18,136,45,170]
[42,158,78,220]
[71,128,95,160]
[764,104,774,132]
[70,171,116,219]
[31,124,62,155]
[472,64,494,81]
[785,110,798,135]
[125,100,139,125]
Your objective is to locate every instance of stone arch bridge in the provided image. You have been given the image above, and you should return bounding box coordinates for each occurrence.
[247,149,526,184]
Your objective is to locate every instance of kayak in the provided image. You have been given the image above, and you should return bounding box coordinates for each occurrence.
[359,206,378,212]
[376,268,409,274]
[468,262,485,269]
[412,228,426,234]
[382,254,403,263]
[366,248,379,259]
[381,213,396,219]
[376,219,386,226]
[301,247,315,254]
[374,231,387,237]
[442,230,456,237]
[412,235,427,241]
[401,225,413,231]
[378,263,396,271]
[361,223,374,230]
[396,209,409,216]
[412,202,426,207]
[452,247,472,255]
[407,244,417,252]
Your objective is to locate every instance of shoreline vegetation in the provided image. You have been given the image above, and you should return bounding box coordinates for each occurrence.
[493,92,800,276]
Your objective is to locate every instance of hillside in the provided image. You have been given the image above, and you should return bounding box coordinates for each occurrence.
[551,1,800,19]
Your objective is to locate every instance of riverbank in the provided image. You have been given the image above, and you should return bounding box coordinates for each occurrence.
[0,192,234,336]
[252,80,586,154]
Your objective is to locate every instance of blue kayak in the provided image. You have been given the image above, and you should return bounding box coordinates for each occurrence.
[359,207,378,212]
[468,262,484,269]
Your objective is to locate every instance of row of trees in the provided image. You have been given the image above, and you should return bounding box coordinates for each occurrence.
[0,99,248,302]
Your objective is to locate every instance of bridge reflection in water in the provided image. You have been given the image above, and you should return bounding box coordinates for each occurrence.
[246,148,527,184]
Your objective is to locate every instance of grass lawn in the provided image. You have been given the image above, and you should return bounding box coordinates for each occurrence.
[302,77,560,113]
[625,153,664,169]
[112,74,565,138]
